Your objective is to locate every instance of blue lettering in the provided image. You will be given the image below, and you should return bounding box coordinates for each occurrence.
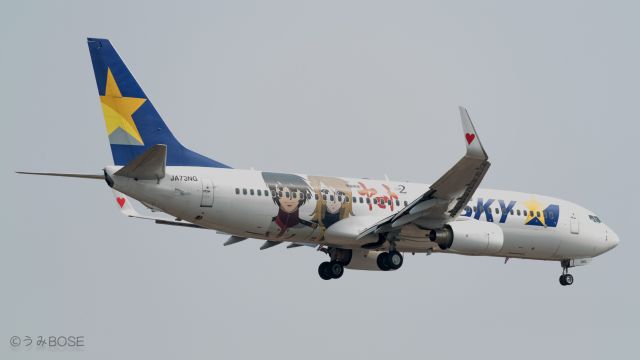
[461,206,472,217]
[498,200,516,223]
[474,198,494,222]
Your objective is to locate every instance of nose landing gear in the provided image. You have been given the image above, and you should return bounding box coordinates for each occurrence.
[559,260,574,286]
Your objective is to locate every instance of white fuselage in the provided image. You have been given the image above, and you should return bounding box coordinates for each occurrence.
[107,166,618,261]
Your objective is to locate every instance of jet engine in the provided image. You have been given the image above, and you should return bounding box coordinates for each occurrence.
[429,220,504,255]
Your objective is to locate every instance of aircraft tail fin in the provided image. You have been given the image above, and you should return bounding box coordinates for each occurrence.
[87,38,230,168]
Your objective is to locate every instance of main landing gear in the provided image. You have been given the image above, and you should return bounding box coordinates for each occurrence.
[318,261,344,280]
[559,260,574,286]
[376,251,403,271]
[318,248,352,280]
[374,235,403,272]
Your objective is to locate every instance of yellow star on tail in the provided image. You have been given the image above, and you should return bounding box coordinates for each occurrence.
[100,68,146,145]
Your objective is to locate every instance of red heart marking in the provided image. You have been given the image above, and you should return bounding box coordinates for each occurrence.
[116,197,126,208]
[465,133,475,145]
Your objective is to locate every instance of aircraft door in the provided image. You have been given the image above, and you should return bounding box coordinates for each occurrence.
[570,214,579,234]
[200,178,214,207]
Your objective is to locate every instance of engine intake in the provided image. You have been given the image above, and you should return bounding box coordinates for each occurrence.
[429,220,504,255]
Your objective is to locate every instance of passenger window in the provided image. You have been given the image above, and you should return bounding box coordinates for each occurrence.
[473,206,477,212]
[323,195,327,200]
[373,198,378,204]
[366,198,371,204]
[536,211,541,217]
[235,188,240,195]
[387,199,391,205]
[352,196,357,203]
[359,197,364,203]
[396,200,400,206]
[257,189,262,196]
[510,209,514,215]
[243,188,247,195]
[250,189,254,195]
[495,208,499,214]
[266,190,270,197]
[529,211,534,216]
[404,201,408,206]
[315,193,319,200]
[292,192,297,199]
[517,209,521,216]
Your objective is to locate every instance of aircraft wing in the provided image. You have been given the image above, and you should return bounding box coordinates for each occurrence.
[358,107,490,242]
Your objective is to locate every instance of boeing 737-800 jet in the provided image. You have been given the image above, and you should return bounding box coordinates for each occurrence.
[18,38,619,286]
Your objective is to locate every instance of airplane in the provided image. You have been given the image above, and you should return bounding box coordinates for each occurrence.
[18,38,619,286]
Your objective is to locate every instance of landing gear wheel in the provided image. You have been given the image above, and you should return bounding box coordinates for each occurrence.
[559,274,574,286]
[559,261,575,286]
[328,261,344,279]
[377,253,391,271]
[318,262,332,280]
[563,274,574,286]
[387,251,403,270]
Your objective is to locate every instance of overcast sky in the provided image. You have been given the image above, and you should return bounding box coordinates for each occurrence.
[2,1,638,359]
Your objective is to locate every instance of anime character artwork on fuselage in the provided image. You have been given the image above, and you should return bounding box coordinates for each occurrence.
[262,172,318,240]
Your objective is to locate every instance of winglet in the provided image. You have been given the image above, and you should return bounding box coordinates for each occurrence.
[459,106,488,160]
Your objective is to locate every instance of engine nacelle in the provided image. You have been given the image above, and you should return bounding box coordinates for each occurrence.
[429,220,504,255]
[344,249,387,271]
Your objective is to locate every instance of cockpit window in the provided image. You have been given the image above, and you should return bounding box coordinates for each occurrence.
[588,215,602,223]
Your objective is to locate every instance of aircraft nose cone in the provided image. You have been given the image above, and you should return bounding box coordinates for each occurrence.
[606,227,619,250]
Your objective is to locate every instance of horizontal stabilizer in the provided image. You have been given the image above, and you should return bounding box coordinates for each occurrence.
[224,236,248,246]
[16,171,103,180]
[112,189,202,228]
[115,144,166,180]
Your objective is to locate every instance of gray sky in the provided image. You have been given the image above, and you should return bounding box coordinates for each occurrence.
[2,1,638,359]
